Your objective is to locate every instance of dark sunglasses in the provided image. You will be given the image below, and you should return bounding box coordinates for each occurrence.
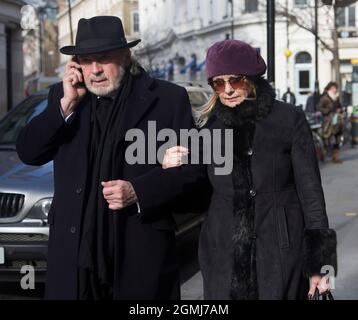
[208,75,247,93]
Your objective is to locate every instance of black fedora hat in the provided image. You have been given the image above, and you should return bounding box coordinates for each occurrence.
[60,16,141,55]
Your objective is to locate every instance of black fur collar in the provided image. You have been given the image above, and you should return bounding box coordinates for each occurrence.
[212,77,275,128]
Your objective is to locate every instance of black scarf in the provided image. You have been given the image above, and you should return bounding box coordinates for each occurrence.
[77,68,134,300]
[212,78,274,300]
[212,77,274,127]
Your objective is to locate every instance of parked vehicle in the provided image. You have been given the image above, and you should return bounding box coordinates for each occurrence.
[0,83,209,282]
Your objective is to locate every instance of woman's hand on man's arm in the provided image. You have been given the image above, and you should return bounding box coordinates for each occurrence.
[162,146,189,169]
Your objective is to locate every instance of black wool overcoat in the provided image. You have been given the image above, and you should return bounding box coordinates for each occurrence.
[16,70,205,300]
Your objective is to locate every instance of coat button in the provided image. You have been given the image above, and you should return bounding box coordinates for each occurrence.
[249,189,257,197]
[70,226,76,234]
[76,188,82,194]
[247,148,253,156]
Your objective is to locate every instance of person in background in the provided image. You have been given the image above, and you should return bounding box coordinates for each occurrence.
[305,92,316,114]
[282,87,296,106]
[317,82,344,164]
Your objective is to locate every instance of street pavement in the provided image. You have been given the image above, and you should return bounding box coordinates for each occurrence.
[322,146,358,299]
[181,146,358,300]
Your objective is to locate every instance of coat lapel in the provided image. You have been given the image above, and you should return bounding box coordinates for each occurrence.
[116,72,157,142]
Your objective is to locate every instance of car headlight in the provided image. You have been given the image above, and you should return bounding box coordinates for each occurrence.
[27,198,53,220]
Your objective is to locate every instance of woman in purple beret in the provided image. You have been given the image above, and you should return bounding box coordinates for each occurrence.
[163,40,337,300]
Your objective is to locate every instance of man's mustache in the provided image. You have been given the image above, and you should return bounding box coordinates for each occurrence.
[90,75,108,81]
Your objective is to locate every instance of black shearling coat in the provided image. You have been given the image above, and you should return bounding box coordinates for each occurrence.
[198,81,337,300]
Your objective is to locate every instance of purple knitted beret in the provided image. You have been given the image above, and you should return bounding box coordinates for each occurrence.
[205,40,267,79]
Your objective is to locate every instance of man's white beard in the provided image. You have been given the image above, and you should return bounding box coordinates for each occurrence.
[85,65,125,97]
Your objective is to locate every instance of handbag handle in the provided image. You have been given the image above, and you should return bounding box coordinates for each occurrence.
[308,289,334,300]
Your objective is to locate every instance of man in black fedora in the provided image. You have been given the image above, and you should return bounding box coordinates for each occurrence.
[17,16,205,300]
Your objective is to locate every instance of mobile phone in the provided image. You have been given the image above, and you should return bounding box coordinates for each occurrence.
[71,56,86,87]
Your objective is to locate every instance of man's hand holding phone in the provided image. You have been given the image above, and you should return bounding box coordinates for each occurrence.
[60,58,87,118]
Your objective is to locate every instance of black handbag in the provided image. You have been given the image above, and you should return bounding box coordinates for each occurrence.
[308,289,334,300]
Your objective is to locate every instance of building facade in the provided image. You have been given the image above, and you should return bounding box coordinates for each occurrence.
[56,0,139,76]
[22,0,60,95]
[336,2,358,106]
[136,0,358,108]
[0,0,25,117]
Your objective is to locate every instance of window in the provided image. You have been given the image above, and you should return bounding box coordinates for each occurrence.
[353,65,358,82]
[184,0,189,21]
[133,12,139,33]
[244,0,258,13]
[294,0,308,6]
[337,6,356,27]
[174,0,181,25]
[349,6,356,26]
[209,0,214,24]
[45,7,58,21]
[337,8,346,26]
[299,70,310,89]
[295,52,312,64]
[223,0,230,18]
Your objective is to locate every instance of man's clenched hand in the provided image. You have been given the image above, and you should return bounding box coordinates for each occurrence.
[101,180,138,210]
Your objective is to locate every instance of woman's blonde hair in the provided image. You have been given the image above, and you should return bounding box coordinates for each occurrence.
[193,93,218,128]
[193,77,257,128]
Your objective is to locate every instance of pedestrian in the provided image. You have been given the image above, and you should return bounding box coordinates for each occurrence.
[305,92,316,114]
[282,87,296,106]
[16,16,205,300]
[317,82,344,163]
[162,40,337,300]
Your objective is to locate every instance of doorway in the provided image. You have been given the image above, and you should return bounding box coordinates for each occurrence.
[294,51,313,108]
